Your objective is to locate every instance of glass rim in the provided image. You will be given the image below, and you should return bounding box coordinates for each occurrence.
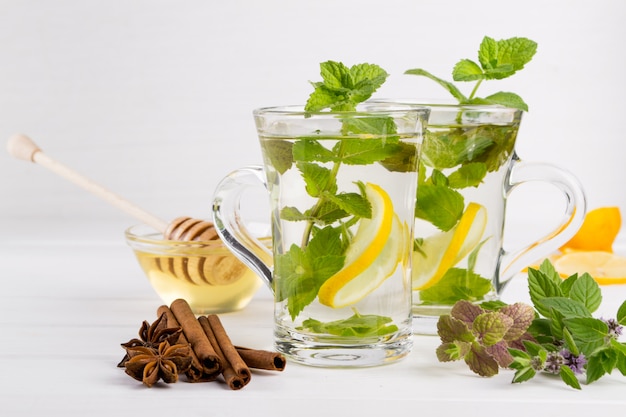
[369,98,524,113]
[252,103,431,117]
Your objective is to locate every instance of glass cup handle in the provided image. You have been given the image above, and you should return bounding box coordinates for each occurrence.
[212,165,274,289]
[498,155,587,290]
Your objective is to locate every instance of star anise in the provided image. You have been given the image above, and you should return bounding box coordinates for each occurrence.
[117,312,182,367]
[124,341,193,387]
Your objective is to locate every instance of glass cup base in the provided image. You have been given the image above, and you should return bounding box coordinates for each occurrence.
[274,328,413,368]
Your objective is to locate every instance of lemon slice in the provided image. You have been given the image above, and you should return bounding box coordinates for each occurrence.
[553,251,626,285]
[318,183,399,308]
[412,202,487,290]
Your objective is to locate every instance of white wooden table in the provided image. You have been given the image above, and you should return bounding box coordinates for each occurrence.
[2,240,625,416]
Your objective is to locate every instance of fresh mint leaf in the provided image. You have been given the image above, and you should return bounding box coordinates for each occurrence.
[559,365,582,390]
[473,312,513,346]
[452,59,484,82]
[325,192,371,219]
[569,273,602,313]
[293,139,337,163]
[415,183,464,232]
[280,206,309,222]
[378,141,419,173]
[585,354,607,384]
[406,35,537,110]
[465,344,500,377]
[437,341,472,362]
[475,92,528,112]
[499,303,535,341]
[528,267,563,317]
[297,162,336,198]
[342,116,397,135]
[404,68,467,102]
[421,130,494,170]
[447,162,487,188]
[305,61,388,112]
[511,366,536,383]
[437,314,476,343]
[478,36,538,80]
[336,138,403,165]
[420,267,492,304]
[563,317,609,356]
[560,274,578,297]
[261,140,294,174]
[301,311,398,337]
[538,297,592,319]
[450,299,484,325]
[617,300,626,325]
[306,200,350,225]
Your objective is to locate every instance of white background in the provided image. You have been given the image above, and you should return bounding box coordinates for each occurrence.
[1,0,625,248]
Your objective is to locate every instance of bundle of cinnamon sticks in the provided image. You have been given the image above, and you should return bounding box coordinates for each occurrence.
[122,298,285,390]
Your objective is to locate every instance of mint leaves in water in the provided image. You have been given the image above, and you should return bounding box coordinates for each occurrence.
[406,36,537,111]
[436,259,626,389]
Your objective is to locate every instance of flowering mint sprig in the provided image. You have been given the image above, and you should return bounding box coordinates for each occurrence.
[435,259,626,389]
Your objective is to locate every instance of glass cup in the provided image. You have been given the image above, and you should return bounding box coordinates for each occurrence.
[212,103,429,367]
[379,101,586,334]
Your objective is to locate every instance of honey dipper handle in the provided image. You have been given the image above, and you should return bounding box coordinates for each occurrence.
[7,133,169,234]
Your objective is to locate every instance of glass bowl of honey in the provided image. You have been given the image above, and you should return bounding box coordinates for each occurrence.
[125,224,264,314]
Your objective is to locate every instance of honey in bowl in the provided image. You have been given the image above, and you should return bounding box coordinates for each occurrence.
[126,225,264,314]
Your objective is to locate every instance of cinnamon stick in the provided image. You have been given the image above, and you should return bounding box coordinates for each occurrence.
[199,316,249,390]
[169,299,221,377]
[235,346,286,371]
[156,305,208,382]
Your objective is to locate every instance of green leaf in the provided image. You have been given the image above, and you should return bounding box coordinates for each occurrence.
[539,258,561,282]
[559,365,582,390]
[476,91,528,112]
[301,311,398,337]
[305,61,388,112]
[499,302,535,341]
[472,312,514,346]
[292,139,337,163]
[538,297,592,319]
[325,192,371,218]
[452,59,485,82]
[436,341,472,362]
[280,206,309,222]
[563,317,609,356]
[586,354,607,384]
[465,343,500,377]
[404,68,467,102]
[415,183,464,232]
[261,140,294,174]
[420,268,492,305]
[512,366,536,383]
[569,273,602,313]
[617,300,626,325]
[378,141,419,173]
[297,162,335,198]
[560,274,578,297]
[336,138,402,166]
[437,314,476,343]
[342,116,397,136]
[477,36,538,79]
[421,129,494,170]
[527,267,563,317]
[447,162,487,189]
[563,327,580,356]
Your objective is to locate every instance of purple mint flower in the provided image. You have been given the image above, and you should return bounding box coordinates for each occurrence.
[602,318,623,338]
[560,349,587,374]
[544,351,564,374]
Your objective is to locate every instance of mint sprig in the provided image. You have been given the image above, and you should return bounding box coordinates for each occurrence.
[405,36,537,111]
[435,259,626,389]
[265,61,417,325]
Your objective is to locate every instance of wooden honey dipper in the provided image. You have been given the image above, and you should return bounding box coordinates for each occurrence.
[7,133,247,286]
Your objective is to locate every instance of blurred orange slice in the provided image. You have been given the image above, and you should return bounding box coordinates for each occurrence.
[553,251,626,285]
[561,206,621,252]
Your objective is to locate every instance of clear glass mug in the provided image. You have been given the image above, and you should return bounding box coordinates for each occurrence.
[212,104,429,367]
[378,101,586,334]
